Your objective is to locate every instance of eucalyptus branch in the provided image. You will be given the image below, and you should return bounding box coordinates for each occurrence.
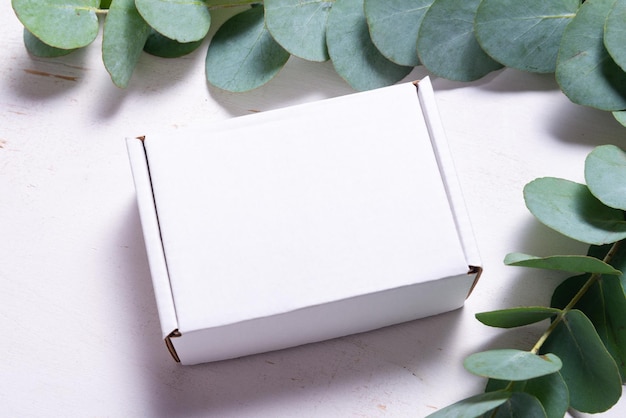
[530,240,623,355]
[430,145,626,417]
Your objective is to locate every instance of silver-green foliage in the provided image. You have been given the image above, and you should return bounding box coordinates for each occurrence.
[11,0,626,120]
[428,144,626,417]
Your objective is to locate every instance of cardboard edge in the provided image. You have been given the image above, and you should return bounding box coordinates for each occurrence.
[415,78,482,296]
[126,136,181,362]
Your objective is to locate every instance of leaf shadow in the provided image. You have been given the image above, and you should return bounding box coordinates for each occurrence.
[206,57,429,118]
[545,99,626,147]
[7,50,88,99]
[432,68,558,93]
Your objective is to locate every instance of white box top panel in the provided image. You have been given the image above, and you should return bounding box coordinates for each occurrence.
[144,82,468,333]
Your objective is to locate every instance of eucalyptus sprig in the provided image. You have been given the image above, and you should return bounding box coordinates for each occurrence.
[428,144,626,417]
[11,0,626,126]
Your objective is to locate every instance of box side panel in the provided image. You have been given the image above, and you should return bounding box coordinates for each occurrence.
[416,78,482,268]
[126,138,178,339]
[172,272,477,365]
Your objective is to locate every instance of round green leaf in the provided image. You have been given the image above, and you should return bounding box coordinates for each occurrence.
[614,111,626,127]
[206,6,290,92]
[605,0,626,73]
[135,0,210,43]
[425,391,510,418]
[143,30,204,58]
[585,145,626,211]
[474,0,580,73]
[556,0,626,111]
[264,0,332,62]
[12,0,99,49]
[504,252,622,275]
[23,28,75,58]
[103,0,151,88]
[464,349,562,381]
[490,392,547,418]
[364,0,433,66]
[524,177,626,245]
[541,310,622,413]
[553,244,626,382]
[477,307,561,329]
[417,0,503,82]
[486,373,569,418]
[326,0,412,91]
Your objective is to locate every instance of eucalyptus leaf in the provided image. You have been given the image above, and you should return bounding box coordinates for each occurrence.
[474,0,580,73]
[614,111,626,127]
[417,0,503,82]
[326,0,412,91]
[12,0,100,49]
[206,6,290,92]
[102,0,151,88]
[588,242,626,290]
[23,28,75,58]
[364,0,433,66]
[541,309,622,413]
[464,349,562,381]
[144,30,204,58]
[605,0,626,73]
[489,392,547,418]
[556,0,626,111]
[135,0,210,43]
[424,391,510,418]
[476,307,561,329]
[504,252,621,275]
[552,246,626,381]
[486,373,569,418]
[524,177,626,245]
[584,145,626,211]
[586,243,626,381]
[264,0,332,62]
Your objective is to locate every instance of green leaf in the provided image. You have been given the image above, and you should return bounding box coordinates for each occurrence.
[477,307,561,329]
[135,0,210,43]
[474,0,580,73]
[206,6,290,92]
[425,391,510,418]
[541,310,622,413]
[490,392,547,418]
[264,0,332,62]
[614,111,626,127]
[326,0,412,91]
[364,0,433,66]
[486,373,569,418]
[605,0,626,73]
[585,145,626,211]
[464,349,562,381]
[552,245,626,382]
[504,252,621,275]
[102,0,151,88]
[143,30,204,58]
[524,177,626,245]
[417,0,503,82]
[23,28,75,58]
[12,0,99,49]
[556,0,626,111]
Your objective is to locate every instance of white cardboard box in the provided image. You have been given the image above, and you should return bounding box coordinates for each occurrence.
[126,77,481,365]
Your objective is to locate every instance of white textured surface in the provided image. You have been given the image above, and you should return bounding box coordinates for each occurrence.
[1,3,625,417]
